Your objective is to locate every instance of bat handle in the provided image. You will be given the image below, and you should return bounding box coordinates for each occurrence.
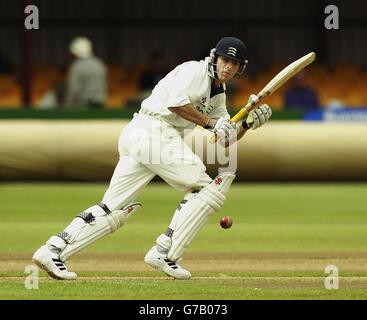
[209,107,249,144]
[231,108,249,123]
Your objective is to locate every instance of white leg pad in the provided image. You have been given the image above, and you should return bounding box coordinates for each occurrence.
[155,192,197,251]
[168,192,197,232]
[167,172,235,261]
[49,202,142,261]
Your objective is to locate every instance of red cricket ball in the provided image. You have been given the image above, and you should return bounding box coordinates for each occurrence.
[220,216,233,229]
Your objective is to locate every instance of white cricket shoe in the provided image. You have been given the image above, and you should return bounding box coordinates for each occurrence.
[32,245,77,280]
[144,245,191,280]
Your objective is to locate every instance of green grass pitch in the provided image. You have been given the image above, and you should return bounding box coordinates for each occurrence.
[0,183,366,300]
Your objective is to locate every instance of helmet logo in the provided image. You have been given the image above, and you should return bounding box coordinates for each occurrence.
[226,47,237,57]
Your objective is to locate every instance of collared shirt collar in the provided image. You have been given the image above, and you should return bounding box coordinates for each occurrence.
[210,80,226,98]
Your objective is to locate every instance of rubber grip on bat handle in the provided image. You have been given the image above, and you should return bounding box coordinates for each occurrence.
[231,108,249,123]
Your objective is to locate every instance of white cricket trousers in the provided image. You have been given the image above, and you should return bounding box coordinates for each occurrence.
[101,113,212,210]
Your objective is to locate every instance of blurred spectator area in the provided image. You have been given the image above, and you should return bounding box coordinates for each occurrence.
[0,63,140,108]
[1,0,366,109]
[1,63,367,109]
[231,63,367,110]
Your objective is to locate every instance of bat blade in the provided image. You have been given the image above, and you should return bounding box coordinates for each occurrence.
[254,51,316,110]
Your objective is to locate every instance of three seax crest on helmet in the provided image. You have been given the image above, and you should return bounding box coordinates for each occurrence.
[226,47,237,57]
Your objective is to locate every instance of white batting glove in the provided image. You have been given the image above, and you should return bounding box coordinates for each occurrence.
[213,117,237,141]
[243,95,272,130]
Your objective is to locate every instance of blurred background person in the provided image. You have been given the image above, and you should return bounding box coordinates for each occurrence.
[65,36,107,109]
[126,50,168,108]
[284,71,320,110]
[139,50,167,93]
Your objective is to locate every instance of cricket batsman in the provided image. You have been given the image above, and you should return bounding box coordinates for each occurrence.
[33,37,272,280]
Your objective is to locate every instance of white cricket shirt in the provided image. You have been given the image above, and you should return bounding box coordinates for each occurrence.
[140,57,230,130]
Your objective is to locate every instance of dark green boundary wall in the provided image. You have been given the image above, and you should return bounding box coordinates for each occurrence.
[0,108,303,120]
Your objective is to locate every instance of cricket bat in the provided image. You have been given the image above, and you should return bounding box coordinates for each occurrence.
[210,51,316,143]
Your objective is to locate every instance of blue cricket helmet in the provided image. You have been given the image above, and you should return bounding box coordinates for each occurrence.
[209,37,248,78]
[215,37,248,66]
